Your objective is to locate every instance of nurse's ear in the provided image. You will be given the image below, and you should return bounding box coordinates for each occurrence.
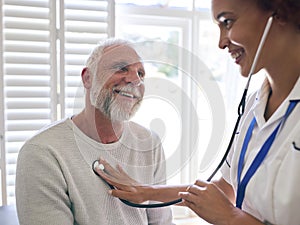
[272,10,288,26]
[81,67,92,89]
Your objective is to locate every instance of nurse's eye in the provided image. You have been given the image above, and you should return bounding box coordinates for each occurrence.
[222,18,234,29]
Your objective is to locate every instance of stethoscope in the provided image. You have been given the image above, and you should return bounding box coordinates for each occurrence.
[92,15,274,208]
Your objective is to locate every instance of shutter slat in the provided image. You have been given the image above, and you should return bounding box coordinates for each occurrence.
[66,79,81,87]
[4,0,49,8]
[6,131,41,142]
[65,56,86,66]
[5,30,50,42]
[5,43,50,53]
[4,19,49,30]
[65,1,107,11]
[4,6,49,19]
[65,34,108,44]
[7,110,50,120]
[5,76,50,86]
[5,87,50,97]
[5,65,50,75]
[66,22,108,33]
[6,99,50,109]
[7,121,50,131]
[65,44,94,55]
[65,10,107,22]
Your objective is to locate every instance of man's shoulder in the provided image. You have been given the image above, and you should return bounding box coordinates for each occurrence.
[25,118,72,144]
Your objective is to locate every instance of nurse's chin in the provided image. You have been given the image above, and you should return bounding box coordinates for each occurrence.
[238,67,250,78]
[239,65,261,78]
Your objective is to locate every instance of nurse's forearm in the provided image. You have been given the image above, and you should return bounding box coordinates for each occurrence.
[145,184,190,202]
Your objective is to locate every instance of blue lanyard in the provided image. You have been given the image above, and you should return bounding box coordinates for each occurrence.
[236,100,299,209]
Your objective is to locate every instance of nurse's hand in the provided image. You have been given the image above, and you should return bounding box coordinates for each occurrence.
[179,179,237,225]
[94,158,148,203]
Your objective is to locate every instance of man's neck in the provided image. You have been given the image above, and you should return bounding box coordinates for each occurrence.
[95,112,124,144]
[72,107,124,144]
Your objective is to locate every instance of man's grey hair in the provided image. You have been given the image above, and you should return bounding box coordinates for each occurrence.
[85,38,132,78]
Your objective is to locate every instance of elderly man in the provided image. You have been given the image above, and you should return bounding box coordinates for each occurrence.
[16,38,174,225]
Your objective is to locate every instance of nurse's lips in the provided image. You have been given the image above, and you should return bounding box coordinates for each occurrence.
[230,48,245,64]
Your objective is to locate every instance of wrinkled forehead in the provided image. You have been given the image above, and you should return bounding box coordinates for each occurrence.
[100,44,142,68]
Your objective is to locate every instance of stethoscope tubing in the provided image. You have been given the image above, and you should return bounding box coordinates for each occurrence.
[91,15,274,208]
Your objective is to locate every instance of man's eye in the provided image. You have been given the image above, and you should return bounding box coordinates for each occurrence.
[138,70,145,78]
[118,66,128,72]
[114,66,128,73]
[111,63,128,72]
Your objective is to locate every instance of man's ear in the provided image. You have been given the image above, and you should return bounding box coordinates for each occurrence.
[81,67,92,89]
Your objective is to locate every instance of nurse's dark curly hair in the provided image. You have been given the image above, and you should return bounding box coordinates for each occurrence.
[256,0,300,30]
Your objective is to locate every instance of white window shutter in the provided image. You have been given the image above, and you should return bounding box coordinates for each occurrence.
[1,0,114,205]
[3,0,54,205]
[63,0,115,117]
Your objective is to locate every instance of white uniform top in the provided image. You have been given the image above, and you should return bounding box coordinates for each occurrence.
[221,76,300,225]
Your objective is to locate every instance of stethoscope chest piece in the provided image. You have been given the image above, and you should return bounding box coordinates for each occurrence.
[93,160,105,171]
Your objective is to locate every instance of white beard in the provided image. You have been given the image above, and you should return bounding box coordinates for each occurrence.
[90,82,142,122]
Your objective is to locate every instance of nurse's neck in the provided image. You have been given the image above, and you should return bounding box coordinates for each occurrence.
[264,74,298,121]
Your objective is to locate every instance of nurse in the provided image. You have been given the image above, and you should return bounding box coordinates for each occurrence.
[95,0,300,224]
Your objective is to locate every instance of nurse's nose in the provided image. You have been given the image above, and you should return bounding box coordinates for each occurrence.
[218,30,230,49]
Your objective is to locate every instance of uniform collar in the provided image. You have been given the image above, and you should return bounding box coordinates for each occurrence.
[288,75,300,101]
[253,76,300,128]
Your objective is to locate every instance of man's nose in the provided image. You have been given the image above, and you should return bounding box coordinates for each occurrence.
[125,69,143,86]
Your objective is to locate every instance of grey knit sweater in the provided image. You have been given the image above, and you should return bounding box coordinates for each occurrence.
[16,118,174,225]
